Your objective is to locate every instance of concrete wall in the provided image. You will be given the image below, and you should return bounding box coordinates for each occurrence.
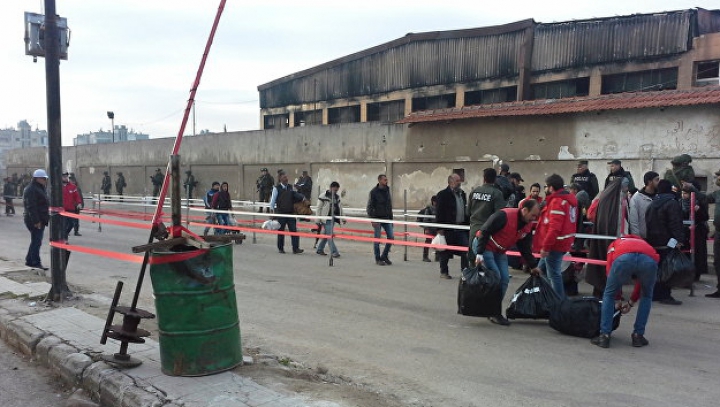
[6,105,720,209]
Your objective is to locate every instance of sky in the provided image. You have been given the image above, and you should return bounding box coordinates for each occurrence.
[1,1,718,146]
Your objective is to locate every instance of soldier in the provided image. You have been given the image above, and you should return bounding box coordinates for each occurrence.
[115,172,126,199]
[3,177,16,216]
[183,170,198,200]
[663,154,695,192]
[256,168,274,213]
[101,171,112,196]
[150,168,164,197]
[295,170,313,201]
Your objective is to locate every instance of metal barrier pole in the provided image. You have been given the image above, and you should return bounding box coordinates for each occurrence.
[403,189,408,261]
[97,193,102,232]
[252,200,257,244]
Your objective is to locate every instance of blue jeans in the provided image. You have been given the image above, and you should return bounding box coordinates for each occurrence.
[538,251,566,299]
[317,220,338,255]
[601,253,657,336]
[25,222,45,266]
[373,222,394,260]
[483,250,510,299]
[277,217,299,251]
[215,213,230,235]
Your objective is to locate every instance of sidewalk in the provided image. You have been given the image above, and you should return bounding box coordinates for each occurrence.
[0,260,338,407]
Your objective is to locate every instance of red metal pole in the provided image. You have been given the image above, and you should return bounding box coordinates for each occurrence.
[151,0,227,236]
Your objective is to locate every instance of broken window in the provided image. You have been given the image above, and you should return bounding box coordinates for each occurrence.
[328,106,361,124]
[530,78,590,100]
[464,86,517,106]
[412,94,456,112]
[263,114,289,130]
[601,68,677,94]
[367,100,406,123]
[695,61,720,87]
[293,110,322,127]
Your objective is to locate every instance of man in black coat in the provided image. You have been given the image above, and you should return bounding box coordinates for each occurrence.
[367,174,394,265]
[570,160,599,200]
[645,179,685,305]
[435,173,469,279]
[23,169,50,270]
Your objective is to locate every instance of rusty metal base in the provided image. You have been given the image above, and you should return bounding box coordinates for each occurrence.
[101,353,143,368]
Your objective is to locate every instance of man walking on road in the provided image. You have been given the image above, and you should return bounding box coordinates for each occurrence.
[435,174,469,279]
[270,171,307,254]
[367,174,394,266]
[23,169,50,270]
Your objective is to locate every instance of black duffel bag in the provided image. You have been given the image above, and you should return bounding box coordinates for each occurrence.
[549,296,620,338]
[659,249,694,288]
[506,275,561,320]
[457,265,502,317]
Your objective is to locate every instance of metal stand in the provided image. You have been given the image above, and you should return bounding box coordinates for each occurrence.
[100,281,154,368]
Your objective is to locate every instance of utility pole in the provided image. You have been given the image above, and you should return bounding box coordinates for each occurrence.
[44,0,72,301]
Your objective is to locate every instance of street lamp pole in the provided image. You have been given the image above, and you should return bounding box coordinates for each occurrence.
[107,111,115,143]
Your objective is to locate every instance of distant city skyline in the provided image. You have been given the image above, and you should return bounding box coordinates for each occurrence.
[1,1,718,146]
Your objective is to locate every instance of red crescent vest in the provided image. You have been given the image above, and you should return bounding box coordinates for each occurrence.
[486,208,534,253]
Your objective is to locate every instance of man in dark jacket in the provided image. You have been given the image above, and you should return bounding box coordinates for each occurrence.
[604,159,635,191]
[3,177,16,216]
[570,160,600,200]
[150,168,164,198]
[270,171,307,254]
[256,168,275,213]
[435,174,469,279]
[706,170,720,298]
[664,154,695,191]
[367,174,394,266]
[115,172,126,198]
[468,168,506,256]
[101,171,112,196]
[295,170,313,201]
[645,179,684,305]
[23,169,50,270]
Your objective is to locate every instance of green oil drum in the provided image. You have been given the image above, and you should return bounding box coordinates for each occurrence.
[149,242,242,376]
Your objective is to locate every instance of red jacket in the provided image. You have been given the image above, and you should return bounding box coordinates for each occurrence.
[606,235,660,302]
[533,190,578,253]
[62,182,82,211]
[486,208,534,253]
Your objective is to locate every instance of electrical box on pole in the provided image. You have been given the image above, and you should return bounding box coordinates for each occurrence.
[24,12,70,61]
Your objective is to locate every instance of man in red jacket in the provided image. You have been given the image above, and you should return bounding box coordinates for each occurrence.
[473,199,542,325]
[533,174,578,298]
[61,172,82,241]
[591,235,659,349]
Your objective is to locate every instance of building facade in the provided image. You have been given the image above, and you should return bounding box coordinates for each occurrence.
[0,120,48,175]
[258,9,720,130]
[74,125,149,145]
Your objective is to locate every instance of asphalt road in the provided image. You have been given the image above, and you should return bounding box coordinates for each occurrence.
[1,203,719,407]
[0,339,68,406]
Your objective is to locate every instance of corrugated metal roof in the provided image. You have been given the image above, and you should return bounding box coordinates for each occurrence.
[397,88,720,123]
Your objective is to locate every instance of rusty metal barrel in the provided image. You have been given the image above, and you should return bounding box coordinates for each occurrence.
[149,242,242,376]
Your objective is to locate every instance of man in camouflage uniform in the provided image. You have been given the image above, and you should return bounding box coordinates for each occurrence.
[256,168,274,213]
[663,154,695,191]
[101,171,112,196]
[150,168,164,198]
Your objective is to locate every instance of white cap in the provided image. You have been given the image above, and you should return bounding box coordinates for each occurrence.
[32,169,48,178]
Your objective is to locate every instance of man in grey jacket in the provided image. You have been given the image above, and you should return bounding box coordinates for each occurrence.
[628,171,659,238]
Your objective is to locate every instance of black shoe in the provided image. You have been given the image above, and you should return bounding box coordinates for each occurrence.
[440,273,452,279]
[488,315,511,326]
[74,232,82,236]
[591,334,610,348]
[316,251,327,256]
[660,297,682,305]
[422,257,431,262]
[376,260,386,266]
[293,249,304,254]
[380,257,392,265]
[706,291,720,298]
[631,333,649,347]
[278,249,286,254]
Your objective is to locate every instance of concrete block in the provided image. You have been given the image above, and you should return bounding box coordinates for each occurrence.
[64,388,99,407]
[36,335,63,365]
[118,385,165,407]
[60,353,93,386]
[49,343,80,379]
[81,362,117,401]
[97,370,135,407]
[6,318,46,355]
[0,307,12,340]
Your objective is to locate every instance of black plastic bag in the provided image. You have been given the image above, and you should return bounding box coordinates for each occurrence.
[659,249,695,288]
[549,297,620,338]
[506,275,561,320]
[457,265,502,317]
